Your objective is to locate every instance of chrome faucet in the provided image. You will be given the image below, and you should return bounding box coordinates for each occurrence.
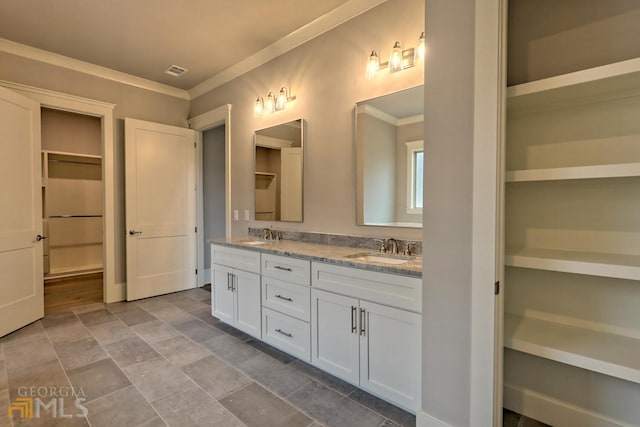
[263,228,275,240]
[384,237,399,254]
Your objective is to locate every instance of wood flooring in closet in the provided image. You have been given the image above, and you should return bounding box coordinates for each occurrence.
[44,273,103,313]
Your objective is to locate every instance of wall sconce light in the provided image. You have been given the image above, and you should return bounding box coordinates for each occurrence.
[254,86,296,117]
[365,32,425,79]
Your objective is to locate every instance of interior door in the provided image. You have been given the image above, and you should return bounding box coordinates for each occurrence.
[0,86,44,337]
[125,118,197,301]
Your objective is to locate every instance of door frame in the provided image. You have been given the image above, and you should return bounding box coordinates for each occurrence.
[187,104,232,286]
[0,80,120,303]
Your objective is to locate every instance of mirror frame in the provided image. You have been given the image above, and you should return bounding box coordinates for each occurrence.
[253,118,304,223]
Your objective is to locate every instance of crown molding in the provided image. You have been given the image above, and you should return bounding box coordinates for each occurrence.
[357,103,398,125]
[0,38,190,100]
[0,79,116,110]
[188,0,388,100]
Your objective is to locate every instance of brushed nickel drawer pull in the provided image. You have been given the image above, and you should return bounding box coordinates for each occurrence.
[275,328,293,338]
[227,272,232,291]
[275,294,293,302]
[360,308,366,336]
[274,265,293,272]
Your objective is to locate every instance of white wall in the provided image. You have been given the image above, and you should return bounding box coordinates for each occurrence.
[190,0,425,239]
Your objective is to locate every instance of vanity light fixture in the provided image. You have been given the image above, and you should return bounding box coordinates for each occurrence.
[253,86,296,116]
[365,32,425,79]
[253,97,264,117]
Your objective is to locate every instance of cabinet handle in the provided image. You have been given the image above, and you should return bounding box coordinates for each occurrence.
[274,265,292,272]
[360,308,366,336]
[351,306,357,333]
[275,294,293,302]
[232,273,236,292]
[227,272,232,291]
[275,328,293,338]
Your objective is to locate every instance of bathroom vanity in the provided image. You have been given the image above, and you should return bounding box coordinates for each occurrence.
[210,236,422,413]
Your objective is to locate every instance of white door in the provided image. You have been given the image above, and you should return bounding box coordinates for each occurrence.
[311,289,360,384]
[125,118,197,301]
[359,301,421,412]
[234,269,261,338]
[0,87,43,337]
[280,147,302,221]
[211,264,234,324]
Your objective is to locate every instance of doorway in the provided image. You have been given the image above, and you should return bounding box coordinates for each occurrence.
[201,125,227,285]
[41,107,104,312]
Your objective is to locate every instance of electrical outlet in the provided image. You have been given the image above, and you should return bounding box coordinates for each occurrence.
[233,210,239,221]
[244,210,250,221]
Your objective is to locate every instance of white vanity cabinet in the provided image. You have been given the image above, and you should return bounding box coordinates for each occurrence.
[261,253,312,361]
[311,262,422,412]
[211,244,262,339]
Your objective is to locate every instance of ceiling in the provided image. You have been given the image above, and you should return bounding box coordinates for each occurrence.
[0,0,369,93]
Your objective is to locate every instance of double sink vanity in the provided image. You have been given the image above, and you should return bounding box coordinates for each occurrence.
[209,230,422,413]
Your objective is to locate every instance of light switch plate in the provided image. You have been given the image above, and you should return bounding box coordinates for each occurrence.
[244,210,250,221]
[233,210,239,221]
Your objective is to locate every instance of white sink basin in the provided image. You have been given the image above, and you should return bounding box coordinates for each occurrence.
[345,252,413,265]
[241,240,269,245]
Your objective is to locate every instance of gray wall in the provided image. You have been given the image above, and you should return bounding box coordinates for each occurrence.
[0,51,190,284]
[203,126,226,270]
[190,0,424,240]
[507,0,640,85]
[422,0,475,425]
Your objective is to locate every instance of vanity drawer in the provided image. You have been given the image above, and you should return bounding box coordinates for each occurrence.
[311,262,421,313]
[262,307,311,362]
[211,244,261,274]
[262,253,310,286]
[262,277,311,322]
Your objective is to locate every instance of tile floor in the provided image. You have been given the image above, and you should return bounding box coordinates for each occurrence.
[0,286,549,427]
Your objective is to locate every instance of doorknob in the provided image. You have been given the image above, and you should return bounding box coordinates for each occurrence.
[128,230,142,236]
[35,234,47,242]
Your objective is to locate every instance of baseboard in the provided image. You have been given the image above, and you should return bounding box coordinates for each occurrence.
[504,384,628,427]
[417,410,454,427]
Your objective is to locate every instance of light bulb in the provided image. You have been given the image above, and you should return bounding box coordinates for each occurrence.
[253,97,264,117]
[365,50,380,79]
[276,87,288,111]
[389,41,403,73]
[265,92,276,113]
[415,32,425,61]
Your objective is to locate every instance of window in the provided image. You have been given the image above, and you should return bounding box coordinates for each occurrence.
[406,140,424,214]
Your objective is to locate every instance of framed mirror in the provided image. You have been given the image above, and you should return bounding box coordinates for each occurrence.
[254,119,304,222]
[355,85,423,228]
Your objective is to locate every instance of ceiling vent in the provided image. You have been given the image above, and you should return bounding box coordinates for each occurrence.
[164,65,188,77]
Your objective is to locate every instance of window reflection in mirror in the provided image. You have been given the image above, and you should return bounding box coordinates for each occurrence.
[254,119,303,222]
[355,86,423,228]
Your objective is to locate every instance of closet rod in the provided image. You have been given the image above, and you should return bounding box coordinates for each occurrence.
[48,159,101,166]
[49,215,103,218]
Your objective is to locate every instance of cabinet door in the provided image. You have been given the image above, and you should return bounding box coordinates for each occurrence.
[211,264,234,324]
[359,300,421,412]
[311,289,360,384]
[234,269,262,339]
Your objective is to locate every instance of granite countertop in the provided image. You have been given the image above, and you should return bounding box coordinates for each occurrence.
[210,237,422,278]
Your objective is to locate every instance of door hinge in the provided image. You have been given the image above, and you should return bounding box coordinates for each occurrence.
[195,269,198,275]
[195,226,198,233]
[194,142,197,149]
[494,281,500,295]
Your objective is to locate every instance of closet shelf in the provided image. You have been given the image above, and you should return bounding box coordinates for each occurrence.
[505,247,640,280]
[504,313,640,384]
[505,163,640,182]
[507,57,640,113]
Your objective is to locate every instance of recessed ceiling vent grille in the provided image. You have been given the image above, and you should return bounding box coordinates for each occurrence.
[164,65,188,77]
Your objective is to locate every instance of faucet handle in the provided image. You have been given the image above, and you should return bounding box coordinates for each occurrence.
[404,241,418,256]
[373,239,386,253]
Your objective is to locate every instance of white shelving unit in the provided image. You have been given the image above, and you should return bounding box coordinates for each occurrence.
[503,58,640,426]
